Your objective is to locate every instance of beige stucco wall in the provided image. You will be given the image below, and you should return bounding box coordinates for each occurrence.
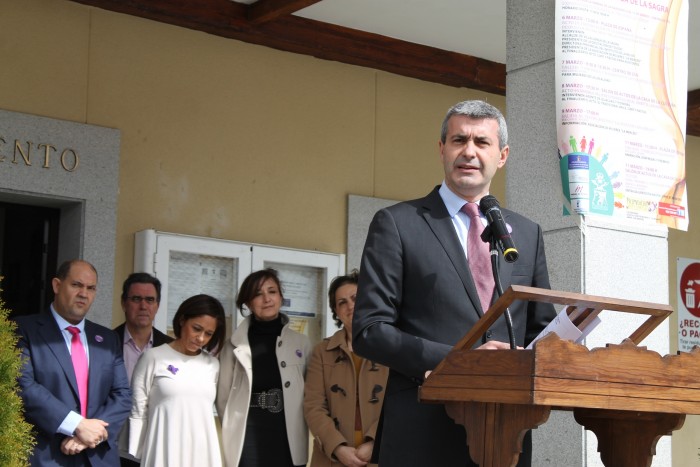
[4,0,700,463]
[0,0,505,316]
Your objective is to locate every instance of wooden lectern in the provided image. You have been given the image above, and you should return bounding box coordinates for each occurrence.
[419,285,700,467]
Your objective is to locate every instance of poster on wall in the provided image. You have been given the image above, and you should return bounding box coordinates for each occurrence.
[677,257,700,352]
[555,0,689,230]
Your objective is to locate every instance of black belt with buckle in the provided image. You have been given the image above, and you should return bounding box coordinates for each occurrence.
[250,388,284,413]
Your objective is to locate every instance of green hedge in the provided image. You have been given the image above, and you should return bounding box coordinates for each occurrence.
[0,288,35,466]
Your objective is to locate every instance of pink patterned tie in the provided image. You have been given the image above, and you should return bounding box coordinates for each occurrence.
[462,202,495,313]
[67,326,89,417]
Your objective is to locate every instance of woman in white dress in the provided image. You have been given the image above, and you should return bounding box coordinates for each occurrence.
[129,294,226,467]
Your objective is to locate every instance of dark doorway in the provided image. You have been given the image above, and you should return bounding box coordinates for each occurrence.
[0,202,59,318]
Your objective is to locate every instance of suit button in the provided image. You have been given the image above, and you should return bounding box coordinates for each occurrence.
[278,341,283,347]
[284,381,291,388]
[280,361,286,368]
[486,331,492,339]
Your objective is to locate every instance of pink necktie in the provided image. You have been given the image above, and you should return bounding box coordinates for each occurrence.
[462,203,495,313]
[67,326,89,417]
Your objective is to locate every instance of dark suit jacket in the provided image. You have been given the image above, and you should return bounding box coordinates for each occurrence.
[112,323,173,349]
[16,312,132,467]
[352,186,556,467]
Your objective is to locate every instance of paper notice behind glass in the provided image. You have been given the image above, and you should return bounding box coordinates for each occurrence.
[167,251,236,330]
[266,262,324,342]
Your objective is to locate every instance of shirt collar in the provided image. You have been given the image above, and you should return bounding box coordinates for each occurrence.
[50,303,86,332]
[124,326,154,345]
[439,181,488,217]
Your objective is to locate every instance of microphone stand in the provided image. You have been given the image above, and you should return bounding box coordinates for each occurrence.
[482,225,516,349]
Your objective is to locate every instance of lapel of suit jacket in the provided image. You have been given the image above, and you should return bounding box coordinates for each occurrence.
[84,320,107,414]
[114,323,125,347]
[36,313,81,400]
[153,328,173,346]
[420,187,484,317]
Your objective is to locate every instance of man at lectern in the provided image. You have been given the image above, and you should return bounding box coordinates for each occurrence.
[353,100,556,467]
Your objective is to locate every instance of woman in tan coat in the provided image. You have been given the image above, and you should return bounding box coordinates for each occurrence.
[303,271,389,467]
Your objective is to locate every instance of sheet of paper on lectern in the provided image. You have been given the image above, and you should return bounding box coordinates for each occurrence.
[526,307,601,349]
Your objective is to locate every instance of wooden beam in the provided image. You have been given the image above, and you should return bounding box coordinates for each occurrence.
[247,0,323,25]
[66,0,506,95]
[62,0,700,136]
[688,89,700,138]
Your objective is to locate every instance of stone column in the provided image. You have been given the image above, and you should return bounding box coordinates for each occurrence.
[505,1,671,465]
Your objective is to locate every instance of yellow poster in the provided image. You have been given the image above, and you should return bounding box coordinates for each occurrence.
[556,0,689,230]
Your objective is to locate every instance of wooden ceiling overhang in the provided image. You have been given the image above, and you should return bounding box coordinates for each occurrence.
[68,0,700,137]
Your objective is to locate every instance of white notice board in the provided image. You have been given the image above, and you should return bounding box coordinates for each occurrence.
[134,230,344,345]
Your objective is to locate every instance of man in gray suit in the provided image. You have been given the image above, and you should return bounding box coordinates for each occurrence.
[353,100,556,467]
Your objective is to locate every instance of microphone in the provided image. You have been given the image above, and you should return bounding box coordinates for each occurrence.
[479,195,519,263]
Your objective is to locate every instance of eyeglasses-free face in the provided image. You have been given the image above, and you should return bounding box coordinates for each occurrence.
[334,283,357,332]
[248,278,282,322]
[173,314,218,356]
[52,261,97,325]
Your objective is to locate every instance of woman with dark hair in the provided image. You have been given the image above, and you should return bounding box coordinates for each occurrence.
[216,268,311,467]
[304,270,388,467]
[129,294,226,467]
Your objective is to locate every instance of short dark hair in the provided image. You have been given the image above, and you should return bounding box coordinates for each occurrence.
[328,270,359,328]
[172,294,226,352]
[121,272,162,303]
[236,268,284,317]
[56,259,98,281]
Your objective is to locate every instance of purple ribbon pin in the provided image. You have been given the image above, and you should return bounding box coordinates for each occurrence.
[295,349,302,358]
[95,335,103,343]
[167,364,179,375]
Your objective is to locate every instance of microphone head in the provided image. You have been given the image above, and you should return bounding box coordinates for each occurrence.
[504,249,519,263]
[479,195,500,214]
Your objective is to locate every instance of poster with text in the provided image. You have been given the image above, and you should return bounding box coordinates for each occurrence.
[677,257,700,352]
[556,0,688,230]
[166,251,236,331]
